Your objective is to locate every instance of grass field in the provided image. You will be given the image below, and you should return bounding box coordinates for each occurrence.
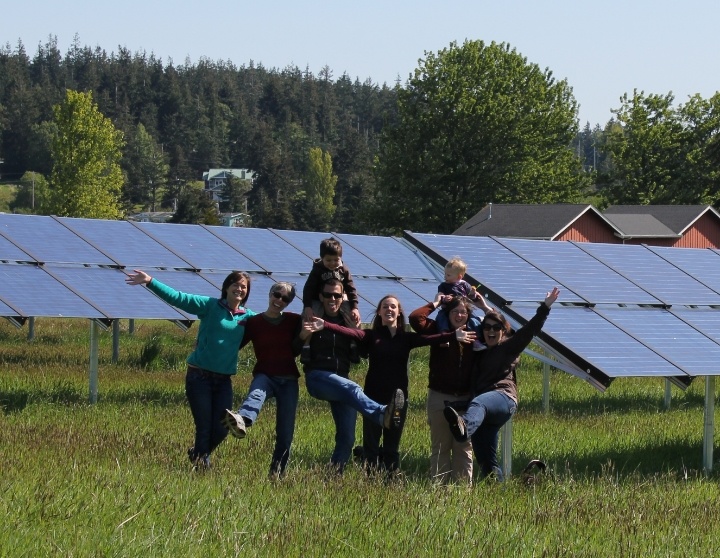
[1,318,719,556]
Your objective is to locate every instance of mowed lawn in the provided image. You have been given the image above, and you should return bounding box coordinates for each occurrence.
[1,318,719,557]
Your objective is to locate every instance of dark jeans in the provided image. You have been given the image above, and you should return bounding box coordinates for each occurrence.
[362,403,408,472]
[185,366,233,461]
[464,390,517,480]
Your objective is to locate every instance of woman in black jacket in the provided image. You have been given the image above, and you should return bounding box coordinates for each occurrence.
[444,287,560,480]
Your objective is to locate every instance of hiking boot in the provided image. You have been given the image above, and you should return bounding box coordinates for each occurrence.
[221,409,247,439]
[443,405,468,442]
[188,448,211,472]
[383,389,405,430]
[300,345,312,365]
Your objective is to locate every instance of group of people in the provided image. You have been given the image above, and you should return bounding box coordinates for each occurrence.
[126,238,560,482]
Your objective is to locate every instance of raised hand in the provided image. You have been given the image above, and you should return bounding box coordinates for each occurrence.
[544,287,560,308]
[125,269,152,286]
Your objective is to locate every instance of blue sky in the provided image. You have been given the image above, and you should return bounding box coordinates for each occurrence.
[3,0,719,126]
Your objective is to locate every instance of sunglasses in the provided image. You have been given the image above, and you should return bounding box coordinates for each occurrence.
[321,292,343,300]
[482,323,504,332]
[272,291,293,304]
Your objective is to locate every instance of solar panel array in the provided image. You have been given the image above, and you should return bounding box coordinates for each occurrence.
[4,213,720,389]
[0,214,440,324]
[405,232,720,386]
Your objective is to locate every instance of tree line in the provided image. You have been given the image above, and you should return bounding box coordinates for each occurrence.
[1,37,719,234]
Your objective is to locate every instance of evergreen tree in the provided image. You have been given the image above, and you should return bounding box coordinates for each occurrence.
[170,184,219,225]
[219,173,251,213]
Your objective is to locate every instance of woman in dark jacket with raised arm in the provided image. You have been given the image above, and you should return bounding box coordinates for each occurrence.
[444,287,560,480]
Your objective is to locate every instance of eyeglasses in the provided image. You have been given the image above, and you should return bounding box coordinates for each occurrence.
[321,292,343,300]
[272,291,292,304]
[482,323,504,332]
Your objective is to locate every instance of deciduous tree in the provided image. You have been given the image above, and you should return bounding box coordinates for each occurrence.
[374,40,587,234]
[48,89,124,218]
[304,147,337,230]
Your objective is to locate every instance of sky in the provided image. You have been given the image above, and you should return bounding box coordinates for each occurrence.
[3,0,720,127]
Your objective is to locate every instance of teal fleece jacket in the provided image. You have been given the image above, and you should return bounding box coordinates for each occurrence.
[147,278,255,375]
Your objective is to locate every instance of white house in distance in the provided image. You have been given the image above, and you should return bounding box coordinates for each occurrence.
[203,168,255,203]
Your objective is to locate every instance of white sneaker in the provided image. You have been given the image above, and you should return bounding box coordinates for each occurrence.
[221,409,247,439]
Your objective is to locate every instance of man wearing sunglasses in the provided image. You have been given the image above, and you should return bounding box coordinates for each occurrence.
[297,279,405,473]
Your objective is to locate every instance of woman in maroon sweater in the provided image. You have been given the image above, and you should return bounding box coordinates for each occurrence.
[222,282,303,478]
[409,295,492,484]
[308,295,474,473]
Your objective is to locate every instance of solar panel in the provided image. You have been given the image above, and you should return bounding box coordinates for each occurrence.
[0,296,20,317]
[350,277,429,322]
[0,233,34,262]
[47,266,191,320]
[398,278,439,305]
[498,238,663,306]
[0,263,103,318]
[336,234,438,279]
[575,242,720,306]
[672,307,720,341]
[204,226,312,273]
[0,214,115,266]
[135,222,261,271]
[646,246,720,298]
[57,217,192,269]
[596,307,720,375]
[511,304,685,378]
[405,232,587,304]
[271,229,391,277]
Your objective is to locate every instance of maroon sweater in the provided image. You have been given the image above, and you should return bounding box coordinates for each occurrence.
[240,312,303,378]
[322,320,454,401]
[409,303,477,396]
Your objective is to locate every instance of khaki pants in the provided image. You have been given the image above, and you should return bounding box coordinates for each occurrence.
[426,388,473,484]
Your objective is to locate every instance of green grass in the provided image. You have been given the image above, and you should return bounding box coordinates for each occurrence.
[1,318,719,556]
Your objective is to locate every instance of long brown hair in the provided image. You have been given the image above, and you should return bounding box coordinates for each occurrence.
[372,295,405,331]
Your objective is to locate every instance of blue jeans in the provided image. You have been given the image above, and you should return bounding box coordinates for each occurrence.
[185,367,233,461]
[305,370,386,468]
[463,391,517,479]
[239,374,299,475]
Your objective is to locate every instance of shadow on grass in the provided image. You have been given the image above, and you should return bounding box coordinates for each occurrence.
[514,437,709,479]
[520,389,707,416]
[0,386,188,414]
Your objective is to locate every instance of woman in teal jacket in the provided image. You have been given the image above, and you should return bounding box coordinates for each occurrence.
[126,269,255,470]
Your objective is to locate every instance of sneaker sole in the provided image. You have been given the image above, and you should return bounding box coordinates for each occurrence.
[384,389,405,429]
[443,406,467,441]
[221,409,247,439]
